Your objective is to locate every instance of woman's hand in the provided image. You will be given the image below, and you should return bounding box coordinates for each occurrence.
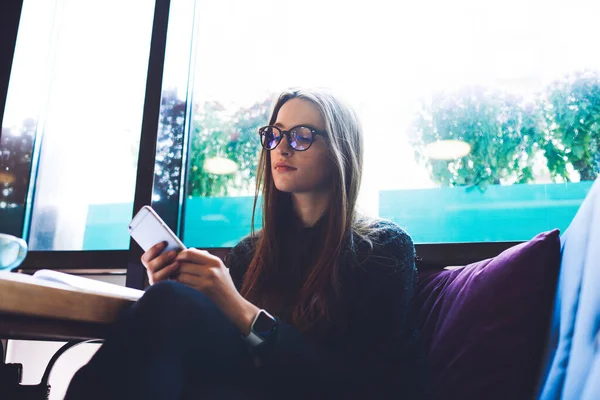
[141,241,180,285]
[174,248,260,335]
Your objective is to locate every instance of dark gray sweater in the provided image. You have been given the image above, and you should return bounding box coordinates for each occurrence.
[226,219,427,399]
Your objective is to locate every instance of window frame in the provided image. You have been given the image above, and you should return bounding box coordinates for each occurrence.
[1,0,176,289]
[1,0,528,290]
[0,0,23,131]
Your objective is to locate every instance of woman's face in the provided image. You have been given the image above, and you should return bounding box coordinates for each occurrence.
[269,98,332,195]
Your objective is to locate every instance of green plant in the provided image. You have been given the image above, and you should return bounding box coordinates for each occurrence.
[540,70,600,182]
[410,86,538,190]
[153,90,272,198]
[225,98,273,193]
[154,89,186,200]
[0,119,36,206]
[187,98,271,197]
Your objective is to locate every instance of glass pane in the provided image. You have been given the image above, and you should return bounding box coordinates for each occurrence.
[151,0,196,232]
[3,0,155,250]
[0,0,55,237]
[174,0,600,246]
[80,0,198,244]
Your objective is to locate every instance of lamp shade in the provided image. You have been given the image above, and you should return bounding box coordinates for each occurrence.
[203,157,239,175]
[423,139,471,160]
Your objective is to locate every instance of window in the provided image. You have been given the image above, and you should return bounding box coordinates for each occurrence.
[1,0,156,250]
[168,0,600,247]
[1,0,599,281]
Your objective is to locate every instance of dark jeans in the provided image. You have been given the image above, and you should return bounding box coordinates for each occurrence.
[65,281,267,400]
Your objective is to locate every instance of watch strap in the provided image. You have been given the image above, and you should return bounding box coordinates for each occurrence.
[244,330,264,347]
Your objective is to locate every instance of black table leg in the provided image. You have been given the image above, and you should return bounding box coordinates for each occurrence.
[0,339,102,399]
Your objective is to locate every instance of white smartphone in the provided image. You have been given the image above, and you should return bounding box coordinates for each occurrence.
[128,205,186,254]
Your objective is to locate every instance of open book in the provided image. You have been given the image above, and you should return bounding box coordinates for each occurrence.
[0,270,144,301]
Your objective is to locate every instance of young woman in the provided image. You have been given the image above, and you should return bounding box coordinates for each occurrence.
[65,88,427,399]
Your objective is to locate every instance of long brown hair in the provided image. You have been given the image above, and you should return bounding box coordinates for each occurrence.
[241,88,366,333]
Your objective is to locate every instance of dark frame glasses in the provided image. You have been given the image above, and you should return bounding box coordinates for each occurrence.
[258,125,327,151]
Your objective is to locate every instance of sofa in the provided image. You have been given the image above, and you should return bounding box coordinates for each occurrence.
[412,178,600,400]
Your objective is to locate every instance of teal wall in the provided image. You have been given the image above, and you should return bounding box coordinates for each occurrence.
[81,196,260,250]
[183,196,261,248]
[82,202,134,249]
[379,181,593,243]
[78,182,593,250]
[0,206,25,237]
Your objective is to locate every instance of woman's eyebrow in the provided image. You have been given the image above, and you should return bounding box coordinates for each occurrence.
[274,122,321,130]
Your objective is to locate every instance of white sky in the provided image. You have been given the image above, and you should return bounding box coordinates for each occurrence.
[3,0,600,247]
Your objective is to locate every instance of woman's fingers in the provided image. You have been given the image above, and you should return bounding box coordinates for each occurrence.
[145,248,224,286]
[176,248,221,266]
[140,242,180,285]
[140,241,167,265]
[151,261,180,284]
[146,250,178,273]
[177,262,206,277]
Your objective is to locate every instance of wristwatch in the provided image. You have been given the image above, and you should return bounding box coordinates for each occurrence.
[244,309,277,347]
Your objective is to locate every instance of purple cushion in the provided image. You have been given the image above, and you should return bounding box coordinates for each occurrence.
[414,230,561,400]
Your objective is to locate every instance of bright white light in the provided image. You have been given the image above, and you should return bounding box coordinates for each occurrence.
[424,140,472,160]
[204,157,238,175]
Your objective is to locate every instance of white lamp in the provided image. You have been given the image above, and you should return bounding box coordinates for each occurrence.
[423,140,471,160]
[203,157,238,175]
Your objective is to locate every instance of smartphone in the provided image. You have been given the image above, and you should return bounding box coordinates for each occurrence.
[128,206,186,254]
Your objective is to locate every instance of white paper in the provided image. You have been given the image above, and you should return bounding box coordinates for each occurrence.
[0,270,144,301]
[0,270,78,292]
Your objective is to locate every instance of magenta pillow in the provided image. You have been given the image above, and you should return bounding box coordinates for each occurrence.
[414,230,561,400]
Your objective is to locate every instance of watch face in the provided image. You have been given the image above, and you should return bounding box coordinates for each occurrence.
[254,311,276,336]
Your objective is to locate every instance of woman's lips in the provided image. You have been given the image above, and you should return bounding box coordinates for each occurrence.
[275,166,296,172]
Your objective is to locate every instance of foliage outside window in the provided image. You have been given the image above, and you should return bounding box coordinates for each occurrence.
[157,71,600,199]
[410,70,600,190]
[0,119,35,209]
[154,89,271,199]
[542,71,600,182]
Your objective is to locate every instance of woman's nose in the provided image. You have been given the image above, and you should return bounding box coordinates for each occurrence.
[277,134,293,156]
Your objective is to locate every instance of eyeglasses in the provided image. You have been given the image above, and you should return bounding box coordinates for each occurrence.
[258,125,327,151]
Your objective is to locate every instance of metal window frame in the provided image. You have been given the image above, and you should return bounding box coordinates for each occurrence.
[0,0,23,135]
[125,0,172,289]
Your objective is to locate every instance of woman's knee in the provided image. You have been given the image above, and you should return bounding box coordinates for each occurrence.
[132,281,216,326]
[141,280,187,305]
[130,281,240,346]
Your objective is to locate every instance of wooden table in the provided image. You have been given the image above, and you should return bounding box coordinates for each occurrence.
[0,274,136,342]
[0,274,137,396]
